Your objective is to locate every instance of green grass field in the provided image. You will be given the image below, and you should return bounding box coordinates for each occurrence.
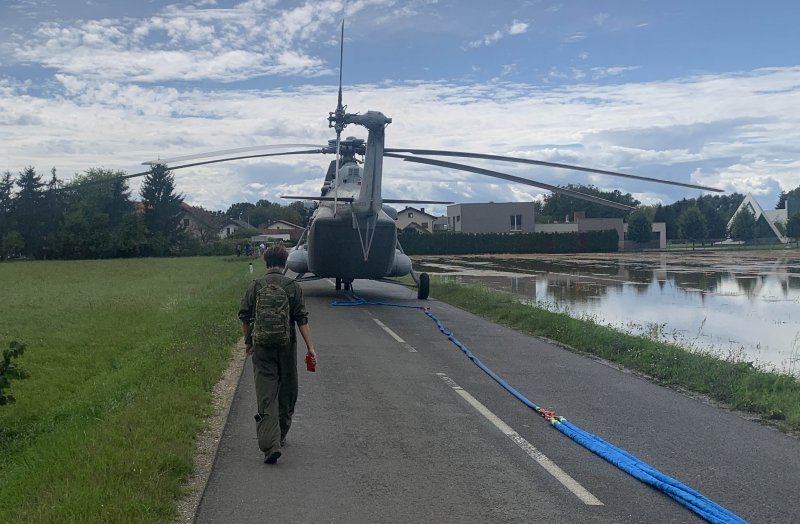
[0,257,251,523]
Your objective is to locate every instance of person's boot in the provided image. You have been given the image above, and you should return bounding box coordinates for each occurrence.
[264,450,281,464]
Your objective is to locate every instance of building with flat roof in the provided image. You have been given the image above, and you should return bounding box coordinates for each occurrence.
[447,202,536,234]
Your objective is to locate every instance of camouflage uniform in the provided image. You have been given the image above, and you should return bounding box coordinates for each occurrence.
[238,268,309,455]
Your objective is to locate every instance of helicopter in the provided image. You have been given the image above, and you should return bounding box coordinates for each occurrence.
[100,23,723,300]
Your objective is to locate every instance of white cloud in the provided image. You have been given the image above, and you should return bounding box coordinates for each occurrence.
[591,65,640,79]
[593,13,609,26]
[5,0,397,83]
[468,19,529,48]
[509,21,529,35]
[2,2,799,213]
[563,32,586,43]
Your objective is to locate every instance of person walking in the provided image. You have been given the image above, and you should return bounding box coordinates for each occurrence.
[238,244,317,464]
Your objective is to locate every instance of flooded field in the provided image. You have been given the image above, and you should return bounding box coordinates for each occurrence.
[416,249,800,375]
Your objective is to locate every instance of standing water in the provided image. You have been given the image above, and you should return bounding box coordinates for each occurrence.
[416,250,800,375]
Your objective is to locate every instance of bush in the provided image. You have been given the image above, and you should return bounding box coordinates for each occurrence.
[0,341,28,405]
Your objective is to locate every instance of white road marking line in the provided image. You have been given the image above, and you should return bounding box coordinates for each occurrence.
[373,319,417,352]
[327,279,335,286]
[436,373,603,506]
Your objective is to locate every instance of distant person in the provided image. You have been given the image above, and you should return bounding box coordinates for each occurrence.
[238,244,317,464]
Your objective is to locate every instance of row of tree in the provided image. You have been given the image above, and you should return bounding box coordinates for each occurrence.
[3,165,798,260]
[1,165,184,259]
[0,165,318,260]
[538,184,800,247]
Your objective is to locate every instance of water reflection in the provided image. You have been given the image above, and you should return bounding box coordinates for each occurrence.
[417,252,800,375]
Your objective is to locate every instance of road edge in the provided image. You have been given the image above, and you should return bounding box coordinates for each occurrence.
[174,340,247,524]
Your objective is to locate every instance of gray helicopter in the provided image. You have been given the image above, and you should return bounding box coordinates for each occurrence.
[124,24,722,299]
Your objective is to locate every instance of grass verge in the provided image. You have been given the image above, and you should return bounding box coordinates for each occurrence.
[430,278,800,432]
[0,257,254,523]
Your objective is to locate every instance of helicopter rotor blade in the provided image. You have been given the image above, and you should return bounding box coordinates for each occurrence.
[385,148,723,193]
[337,20,344,116]
[144,144,324,165]
[384,152,636,211]
[281,195,355,202]
[382,199,454,204]
[60,149,324,191]
[280,196,452,204]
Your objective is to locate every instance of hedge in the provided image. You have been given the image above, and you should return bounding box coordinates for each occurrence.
[398,229,619,255]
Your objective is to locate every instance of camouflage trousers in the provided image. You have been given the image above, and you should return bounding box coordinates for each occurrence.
[252,341,298,454]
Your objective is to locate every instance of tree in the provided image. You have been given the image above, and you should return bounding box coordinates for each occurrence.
[225,202,256,221]
[626,208,653,244]
[0,171,15,256]
[13,167,46,257]
[787,213,800,246]
[2,231,23,259]
[61,169,142,258]
[42,168,66,259]
[187,205,224,243]
[777,190,787,210]
[654,193,744,240]
[677,206,708,250]
[289,200,315,226]
[0,171,13,231]
[141,164,184,255]
[541,184,639,221]
[729,207,756,242]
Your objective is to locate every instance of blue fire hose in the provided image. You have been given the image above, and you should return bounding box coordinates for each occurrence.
[333,293,747,524]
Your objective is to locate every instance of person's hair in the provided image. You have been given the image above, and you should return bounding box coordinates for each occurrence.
[264,244,289,268]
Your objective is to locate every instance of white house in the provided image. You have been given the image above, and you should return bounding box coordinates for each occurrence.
[218,219,252,239]
[263,220,305,242]
[394,206,438,232]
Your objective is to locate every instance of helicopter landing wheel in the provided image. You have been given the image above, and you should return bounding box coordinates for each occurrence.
[335,278,342,290]
[417,272,430,300]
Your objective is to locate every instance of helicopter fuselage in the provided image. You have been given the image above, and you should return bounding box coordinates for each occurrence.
[305,203,400,279]
[286,157,413,281]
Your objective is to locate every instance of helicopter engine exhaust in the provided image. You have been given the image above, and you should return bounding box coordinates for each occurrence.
[386,250,412,277]
[287,246,309,274]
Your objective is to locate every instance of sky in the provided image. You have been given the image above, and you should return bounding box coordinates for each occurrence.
[2,0,799,216]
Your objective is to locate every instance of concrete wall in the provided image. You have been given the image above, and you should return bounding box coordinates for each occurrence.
[447,202,536,233]
[535,218,626,249]
[534,223,576,234]
[622,221,667,249]
[579,218,624,249]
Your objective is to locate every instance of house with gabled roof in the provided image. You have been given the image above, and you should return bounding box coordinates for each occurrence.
[394,206,438,233]
[218,218,253,239]
[726,193,789,243]
[262,220,305,242]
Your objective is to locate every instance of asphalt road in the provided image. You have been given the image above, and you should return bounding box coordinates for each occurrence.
[196,279,800,523]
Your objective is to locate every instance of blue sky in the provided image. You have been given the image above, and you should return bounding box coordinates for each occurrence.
[2,0,799,214]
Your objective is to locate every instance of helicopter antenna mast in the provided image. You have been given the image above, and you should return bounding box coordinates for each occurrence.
[331,20,346,215]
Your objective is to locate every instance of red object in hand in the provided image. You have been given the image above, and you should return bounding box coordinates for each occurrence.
[305,354,316,372]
